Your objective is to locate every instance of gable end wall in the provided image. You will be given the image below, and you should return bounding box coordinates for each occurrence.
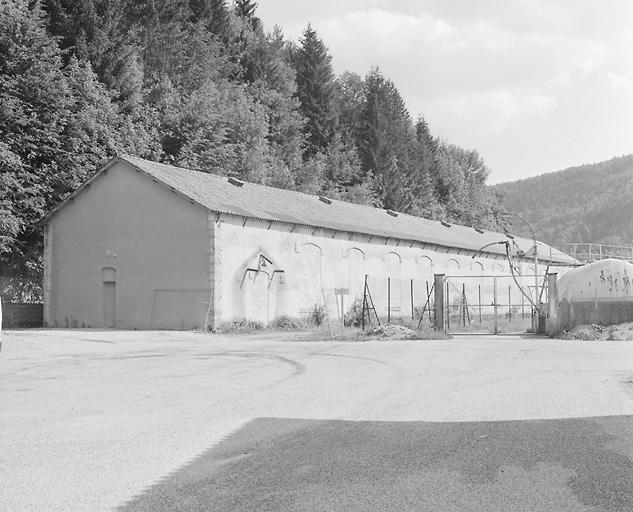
[45,162,210,329]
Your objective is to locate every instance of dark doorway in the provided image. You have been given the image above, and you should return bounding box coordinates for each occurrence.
[102,268,117,328]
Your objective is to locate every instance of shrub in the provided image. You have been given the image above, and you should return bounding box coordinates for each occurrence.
[270,315,305,330]
[344,297,364,327]
[310,303,326,326]
[218,319,265,333]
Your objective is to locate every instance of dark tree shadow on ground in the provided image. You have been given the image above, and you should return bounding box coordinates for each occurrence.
[118,415,633,512]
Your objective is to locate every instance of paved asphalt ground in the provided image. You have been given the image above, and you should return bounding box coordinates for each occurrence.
[2,330,633,511]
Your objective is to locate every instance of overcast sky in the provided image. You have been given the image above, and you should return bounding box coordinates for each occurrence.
[256,0,633,184]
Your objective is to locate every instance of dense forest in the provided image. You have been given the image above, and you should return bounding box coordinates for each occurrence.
[0,0,507,301]
[495,154,633,247]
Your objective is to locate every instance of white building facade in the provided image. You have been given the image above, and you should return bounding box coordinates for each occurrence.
[42,155,576,329]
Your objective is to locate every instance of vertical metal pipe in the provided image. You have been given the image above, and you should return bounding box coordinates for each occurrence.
[508,285,512,322]
[462,283,466,327]
[478,284,482,324]
[387,277,391,324]
[410,279,414,321]
[340,292,345,334]
[534,239,539,319]
[493,276,498,334]
[446,281,450,331]
[426,281,432,322]
[361,274,367,331]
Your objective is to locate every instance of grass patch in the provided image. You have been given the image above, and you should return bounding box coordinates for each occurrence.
[216,315,450,341]
[444,314,534,335]
[283,323,451,342]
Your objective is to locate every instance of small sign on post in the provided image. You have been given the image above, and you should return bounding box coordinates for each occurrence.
[335,288,349,330]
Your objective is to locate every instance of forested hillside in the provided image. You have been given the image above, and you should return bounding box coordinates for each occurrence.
[0,0,507,300]
[495,154,633,246]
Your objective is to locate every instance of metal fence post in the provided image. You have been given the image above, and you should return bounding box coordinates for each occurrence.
[493,276,498,335]
[433,274,445,333]
[446,280,450,331]
[546,273,559,336]
[508,285,512,322]
[478,284,482,324]
[387,277,391,324]
[361,274,367,331]
[461,282,466,327]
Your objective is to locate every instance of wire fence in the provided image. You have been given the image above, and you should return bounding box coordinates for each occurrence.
[359,274,548,334]
[554,243,633,263]
[443,275,546,334]
[362,276,437,329]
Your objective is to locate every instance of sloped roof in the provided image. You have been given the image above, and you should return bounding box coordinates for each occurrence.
[45,155,577,265]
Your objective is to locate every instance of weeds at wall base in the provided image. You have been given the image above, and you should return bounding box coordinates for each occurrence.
[556,322,633,341]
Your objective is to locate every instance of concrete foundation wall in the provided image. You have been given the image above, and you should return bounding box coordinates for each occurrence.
[559,299,633,329]
[46,162,210,329]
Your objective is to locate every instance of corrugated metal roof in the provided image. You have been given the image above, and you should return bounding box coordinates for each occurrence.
[121,155,576,265]
[45,155,577,265]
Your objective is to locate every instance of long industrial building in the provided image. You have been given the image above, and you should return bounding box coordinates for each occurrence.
[41,155,576,329]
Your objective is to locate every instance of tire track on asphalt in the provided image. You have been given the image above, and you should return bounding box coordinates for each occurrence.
[192,351,306,376]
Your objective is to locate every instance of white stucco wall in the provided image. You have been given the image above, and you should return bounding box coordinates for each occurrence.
[45,162,210,329]
[214,214,560,325]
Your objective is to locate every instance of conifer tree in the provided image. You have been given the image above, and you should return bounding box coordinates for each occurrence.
[358,69,413,210]
[294,25,337,155]
[333,71,365,144]
[189,0,230,38]
[43,0,143,109]
[407,117,442,218]
[233,0,259,26]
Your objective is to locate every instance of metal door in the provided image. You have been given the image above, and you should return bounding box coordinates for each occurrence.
[103,282,116,328]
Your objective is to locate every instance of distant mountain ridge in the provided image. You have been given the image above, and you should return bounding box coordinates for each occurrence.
[493,154,633,247]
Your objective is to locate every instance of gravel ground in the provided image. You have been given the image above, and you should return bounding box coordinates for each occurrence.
[1,329,633,512]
